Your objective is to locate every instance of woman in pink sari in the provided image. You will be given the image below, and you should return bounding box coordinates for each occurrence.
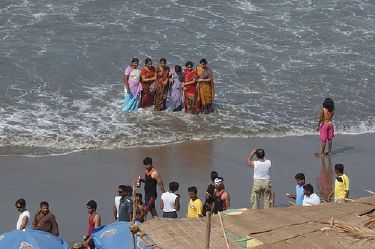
[122,58,142,111]
[183,61,198,114]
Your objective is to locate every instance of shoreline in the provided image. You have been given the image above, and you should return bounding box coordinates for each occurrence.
[1,134,374,242]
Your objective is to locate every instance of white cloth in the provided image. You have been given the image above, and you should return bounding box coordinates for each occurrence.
[114,196,121,219]
[302,193,321,206]
[253,160,272,180]
[161,191,178,212]
[16,210,30,230]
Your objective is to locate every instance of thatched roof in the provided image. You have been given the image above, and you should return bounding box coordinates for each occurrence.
[139,196,375,249]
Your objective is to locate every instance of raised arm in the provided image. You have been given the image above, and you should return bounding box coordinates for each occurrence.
[247,148,257,169]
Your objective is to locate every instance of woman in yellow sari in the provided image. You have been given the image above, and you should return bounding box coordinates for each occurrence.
[196,59,214,114]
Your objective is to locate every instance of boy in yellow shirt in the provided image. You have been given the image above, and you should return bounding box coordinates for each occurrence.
[187,186,203,218]
[327,164,350,203]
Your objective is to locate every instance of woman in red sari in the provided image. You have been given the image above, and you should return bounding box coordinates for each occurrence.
[140,58,156,108]
[154,58,170,111]
[183,61,198,114]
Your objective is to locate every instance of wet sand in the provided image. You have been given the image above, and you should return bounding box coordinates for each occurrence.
[0,134,374,242]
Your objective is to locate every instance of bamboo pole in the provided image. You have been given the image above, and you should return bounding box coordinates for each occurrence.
[131,183,137,249]
[218,212,230,249]
[205,211,212,249]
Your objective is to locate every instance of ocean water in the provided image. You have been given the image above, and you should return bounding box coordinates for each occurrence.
[1,0,374,156]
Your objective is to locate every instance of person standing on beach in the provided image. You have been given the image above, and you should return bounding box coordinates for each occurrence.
[212,177,230,213]
[302,184,320,206]
[134,193,146,223]
[112,185,122,221]
[187,186,203,218]
[15,198,30,230]
[202,171,219,216]
[118,186,133,222]
[84,200,101,246]
[317,98,335,156]
[32,201,59,236]
[138,156,165,218]
[327,164,350,203]
[160,181,180,218]
[247,148,272,209]
[287,173,305,206]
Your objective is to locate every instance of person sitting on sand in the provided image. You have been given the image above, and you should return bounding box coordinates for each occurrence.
[316,98,335,156]
[187,186,203,218]
[302,184,320,206]
[32,201,59,236]
[287,173,305,206]
[327,164,350,203]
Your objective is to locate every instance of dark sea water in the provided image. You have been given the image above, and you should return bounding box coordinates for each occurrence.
[1,0,374,156]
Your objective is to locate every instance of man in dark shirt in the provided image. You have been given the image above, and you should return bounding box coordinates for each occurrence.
[139,157,165,218]
[118,185,133,222]
[32,201,59,236]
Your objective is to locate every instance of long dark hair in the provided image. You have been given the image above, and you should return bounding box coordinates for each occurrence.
[174,65,184,82]
[323,98,334,112]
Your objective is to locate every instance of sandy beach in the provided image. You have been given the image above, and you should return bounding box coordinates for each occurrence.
[0,134,374,242]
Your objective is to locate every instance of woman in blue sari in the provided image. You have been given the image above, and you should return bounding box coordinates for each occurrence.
[123,58,142,111]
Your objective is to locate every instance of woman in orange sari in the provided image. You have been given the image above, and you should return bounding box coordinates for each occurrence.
[140,58,156,108]
[154,58,170,111]
[196,59,214,114]
[183,61,198,114]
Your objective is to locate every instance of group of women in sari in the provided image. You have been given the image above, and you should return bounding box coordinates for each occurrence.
[123,58,214,114]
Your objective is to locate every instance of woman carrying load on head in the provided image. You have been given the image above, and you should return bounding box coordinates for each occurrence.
[183,61,199,114]
[169,65,184,112]
[196,58,214,114]
[154,58,170,111]
[140,58,156,108]
[122,58,142,111]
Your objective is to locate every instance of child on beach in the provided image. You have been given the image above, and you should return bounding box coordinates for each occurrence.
[187,186,203,218]
[160,182,180,218]
[134,193,145,222]
[317,98,335,156]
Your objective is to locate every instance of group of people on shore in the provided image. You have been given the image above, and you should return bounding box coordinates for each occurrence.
[12,148,350,249]
[123,58,214,114]
[246,147,349,209]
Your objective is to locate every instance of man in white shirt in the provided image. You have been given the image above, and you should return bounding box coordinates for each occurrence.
[302,183,321,206]
[247,148,272,209]
[15,198,30,230]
